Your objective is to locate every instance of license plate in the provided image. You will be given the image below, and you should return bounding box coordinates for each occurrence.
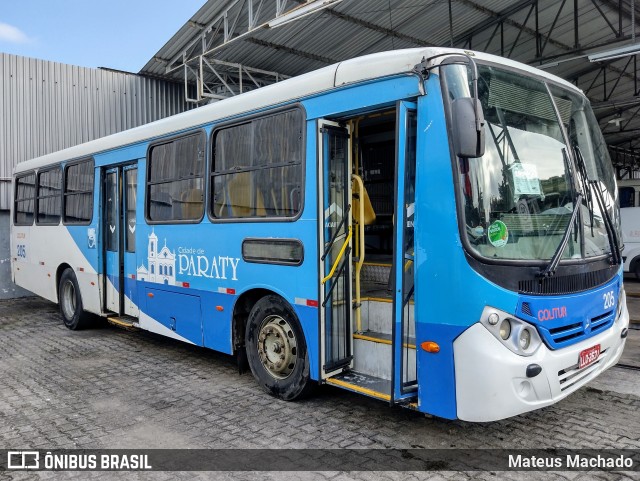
[578,344,601,369]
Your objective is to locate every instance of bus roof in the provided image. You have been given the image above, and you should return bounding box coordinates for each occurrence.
[15,47,582,173]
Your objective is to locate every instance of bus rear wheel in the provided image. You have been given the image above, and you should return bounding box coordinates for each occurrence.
[58,268,91,330]
[245,295,311,401]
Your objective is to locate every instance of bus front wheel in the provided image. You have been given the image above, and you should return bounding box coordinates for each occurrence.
[58,268,90,330]
[245,295,311,401]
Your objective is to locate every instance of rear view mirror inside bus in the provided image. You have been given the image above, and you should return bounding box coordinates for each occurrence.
[451,97,485,159]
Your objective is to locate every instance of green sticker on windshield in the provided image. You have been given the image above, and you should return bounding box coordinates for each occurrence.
[488,220,509,247]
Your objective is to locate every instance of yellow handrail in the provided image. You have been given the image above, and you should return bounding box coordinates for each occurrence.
[351,174,366,333]
[321,225,352,285]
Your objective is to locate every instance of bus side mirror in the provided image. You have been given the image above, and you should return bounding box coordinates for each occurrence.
[452,97,485,158]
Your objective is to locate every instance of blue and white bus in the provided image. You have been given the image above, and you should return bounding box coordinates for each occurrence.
[11,48,629,421]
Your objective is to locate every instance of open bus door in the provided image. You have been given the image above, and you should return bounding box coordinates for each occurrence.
[317,105,418,402]
[103,163,139,320]
[318,120,353,379]
[391,101,418,402]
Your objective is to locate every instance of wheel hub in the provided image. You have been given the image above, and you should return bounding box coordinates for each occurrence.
[257,315,297,379]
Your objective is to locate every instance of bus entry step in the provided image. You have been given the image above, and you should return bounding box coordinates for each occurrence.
[326,371,391,402]
[107,315,140,331]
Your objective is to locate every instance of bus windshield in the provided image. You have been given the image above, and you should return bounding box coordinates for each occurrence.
[443,62,619,262]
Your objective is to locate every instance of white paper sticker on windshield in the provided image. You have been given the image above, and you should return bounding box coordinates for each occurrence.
[510,162,541,196]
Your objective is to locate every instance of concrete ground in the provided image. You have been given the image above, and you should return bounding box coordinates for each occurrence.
[0,297,638,481]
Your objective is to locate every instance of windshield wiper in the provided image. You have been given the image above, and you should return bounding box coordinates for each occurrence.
[573,145,622,265]
[539,195,582,278]
[539,148,582,278]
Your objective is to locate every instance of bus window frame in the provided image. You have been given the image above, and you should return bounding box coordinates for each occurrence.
[145,129,207,225]
[13,171,36,226]
[63,157,95,226]
[35,164,63,226]
[208,103,306,224]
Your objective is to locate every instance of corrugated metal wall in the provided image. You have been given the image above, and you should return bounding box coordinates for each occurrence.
[0,53,193,210]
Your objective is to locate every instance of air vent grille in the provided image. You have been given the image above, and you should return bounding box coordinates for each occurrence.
[518,269,612,295]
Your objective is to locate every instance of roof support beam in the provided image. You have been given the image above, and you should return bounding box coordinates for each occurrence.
[600,0,640,33]
[593,97,640,123]
[608,130,640,145]
[604,55,633,100]
[508,3,535,57]
[322,8,434,47]
[540,0,567,56]
[589,0,619,37]
[450,0,536,47]
[246,38,338,64]
[166,0,329,102]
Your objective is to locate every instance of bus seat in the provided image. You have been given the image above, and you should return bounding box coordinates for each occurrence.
[269,188,280,216]
[228,171,266,217]
[180,188,203,219]
[289,186,301,215]
[353,181,376,225]
[255,188,266,216]
[212,186,228,218]
[228,172,252,217]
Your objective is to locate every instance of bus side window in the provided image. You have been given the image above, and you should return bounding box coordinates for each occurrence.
[211,108,303,220]
[14,172,36,226]
[36,166,62,225]
[619,187,635,208]
[64,159,94,225]
[147,131,205,223]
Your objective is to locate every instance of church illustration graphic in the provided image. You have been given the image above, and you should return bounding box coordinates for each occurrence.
[136,230,176,285]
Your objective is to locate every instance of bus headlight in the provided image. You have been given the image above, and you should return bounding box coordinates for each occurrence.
[480,307,543,356]
[519,329,531,350]
[499,320,511,339]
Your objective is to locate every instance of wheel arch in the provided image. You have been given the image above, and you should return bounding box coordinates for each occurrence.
[232,288,281,352]
[55,263,73,302]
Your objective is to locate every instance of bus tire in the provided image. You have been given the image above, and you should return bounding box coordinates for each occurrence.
[58,268,91,330]
[245,295,311,401]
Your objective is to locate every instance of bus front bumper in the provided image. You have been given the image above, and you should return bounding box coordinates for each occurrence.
[453,299,629,422]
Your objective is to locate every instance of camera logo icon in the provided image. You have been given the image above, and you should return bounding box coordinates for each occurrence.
[7,451,39,469]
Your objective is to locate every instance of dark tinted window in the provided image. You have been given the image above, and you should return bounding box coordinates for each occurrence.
[105,171,118,251]
[64,159,94,224]
[147,132,205,223]
[125,169,137,252]
[619,186,636,208]
[211,109,303,219]
[14,173,36,225]
[36,167,62,225]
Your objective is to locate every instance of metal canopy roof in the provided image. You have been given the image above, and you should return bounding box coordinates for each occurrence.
[141,0,640,174]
